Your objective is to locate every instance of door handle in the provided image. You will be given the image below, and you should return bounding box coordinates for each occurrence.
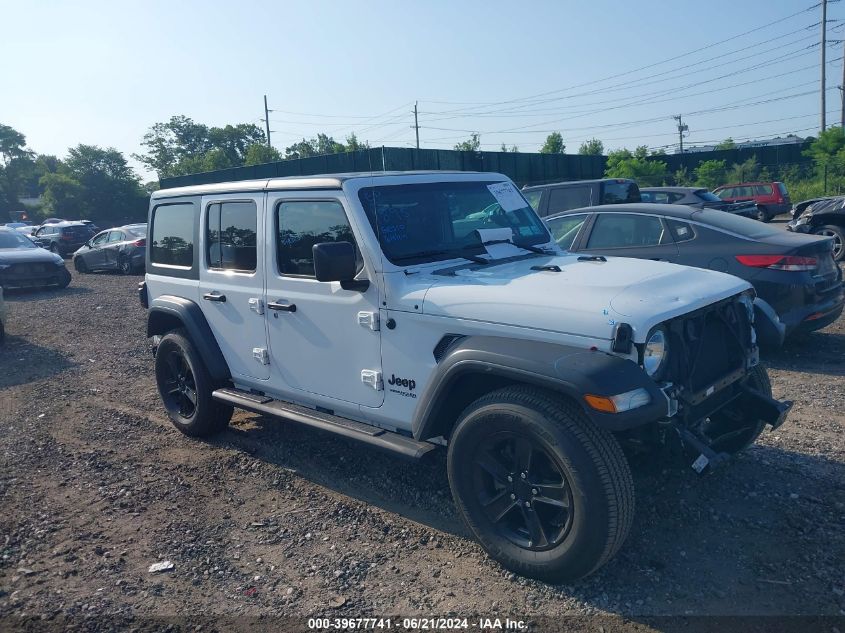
[267,300,297,312]
[203,292,227,302]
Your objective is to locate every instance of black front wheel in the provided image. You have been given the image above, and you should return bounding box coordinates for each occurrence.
[447,386,634,583]
[74,257,88,274]
[155,329,232,437]
[118,256,134,275]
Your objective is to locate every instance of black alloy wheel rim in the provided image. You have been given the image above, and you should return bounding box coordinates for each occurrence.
[472,429,574,551]
[161,349,198,419]
[120,259,131,274]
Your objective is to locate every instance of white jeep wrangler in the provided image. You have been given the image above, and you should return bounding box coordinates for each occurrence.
[140,171,791,582]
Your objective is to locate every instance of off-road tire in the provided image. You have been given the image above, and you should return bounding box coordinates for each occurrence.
[447,385,634,583]
[704,364,771,455]
[813,224,845,261]
[154,329,232,437]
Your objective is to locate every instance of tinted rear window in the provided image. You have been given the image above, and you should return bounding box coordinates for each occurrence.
[777,182,789,196]
[601,181,641,204]
[151,203,195,267]
[692,209,784,238]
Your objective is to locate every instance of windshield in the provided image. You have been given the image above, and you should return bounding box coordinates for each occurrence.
[695,190,723,202]
[0,231,36,249]
[358,181,550,265]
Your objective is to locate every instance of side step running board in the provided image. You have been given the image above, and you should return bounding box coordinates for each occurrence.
[212,387,437,460]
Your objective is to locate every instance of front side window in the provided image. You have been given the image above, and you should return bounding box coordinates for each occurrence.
[358,181,548,265]
[586,213,665,249]
[277,200,358,276]
[545,214,588,250]
[206,201,257,272]
[92,232,109,246]
[524,189,542,211]
[108,231,125,243]
[151,203,194,267]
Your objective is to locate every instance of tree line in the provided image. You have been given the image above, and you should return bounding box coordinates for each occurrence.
[0,115,839,226]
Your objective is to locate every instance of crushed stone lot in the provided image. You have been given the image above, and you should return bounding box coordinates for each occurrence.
[0,267,844,628]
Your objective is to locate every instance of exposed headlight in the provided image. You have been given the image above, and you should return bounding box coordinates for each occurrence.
[794,215,810,225]
[643,327,668,378]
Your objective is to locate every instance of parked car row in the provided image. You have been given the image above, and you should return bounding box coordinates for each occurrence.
[543,204,843,347]
[522,178,793,223]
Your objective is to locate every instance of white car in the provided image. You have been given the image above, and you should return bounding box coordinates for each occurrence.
[139,171,792,582]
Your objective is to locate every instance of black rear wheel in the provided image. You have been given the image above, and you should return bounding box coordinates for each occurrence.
[155,329,232,437]
[448,385,634,583]
[813,225,845,261]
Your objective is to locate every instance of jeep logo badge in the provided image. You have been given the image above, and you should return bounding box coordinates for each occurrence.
[387,374,416,391]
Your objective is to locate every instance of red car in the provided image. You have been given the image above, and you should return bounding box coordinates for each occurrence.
[713,182,791,223]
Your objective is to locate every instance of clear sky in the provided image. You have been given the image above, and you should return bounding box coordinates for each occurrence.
[0,0,840,180]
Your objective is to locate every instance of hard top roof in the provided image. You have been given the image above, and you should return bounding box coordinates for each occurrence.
[152,170,501,199]
[522,178,635,191]
[640,186,707,193]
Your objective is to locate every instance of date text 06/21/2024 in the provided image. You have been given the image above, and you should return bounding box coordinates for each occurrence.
[307,617,529,630]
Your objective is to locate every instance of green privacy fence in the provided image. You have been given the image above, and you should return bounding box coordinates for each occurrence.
[158,142,813,190]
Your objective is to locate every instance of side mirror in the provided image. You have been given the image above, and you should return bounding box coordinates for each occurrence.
[312,242,368,291]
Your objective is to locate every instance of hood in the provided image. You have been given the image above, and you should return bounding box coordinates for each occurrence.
[417,254,751,343]
[0,247,64,265]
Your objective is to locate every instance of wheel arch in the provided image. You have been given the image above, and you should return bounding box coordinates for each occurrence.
[147,295,231,385]
[411,336,668,442]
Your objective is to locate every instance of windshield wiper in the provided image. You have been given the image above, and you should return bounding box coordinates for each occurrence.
[393,250,489,265]
[466,239,550,255]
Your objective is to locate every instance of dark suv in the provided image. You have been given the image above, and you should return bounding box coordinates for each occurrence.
[522,178,641,217]
[33,221,96,257]
[713,182,791,222]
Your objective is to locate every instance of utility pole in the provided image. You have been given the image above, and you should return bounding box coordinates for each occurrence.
[412,101,420,149]
[821,0,827,132]
[840,39,845,128]
[673,115,688,153]
[263,95,272,147]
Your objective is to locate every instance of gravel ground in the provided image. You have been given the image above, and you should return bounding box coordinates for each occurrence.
[0,260,844,629]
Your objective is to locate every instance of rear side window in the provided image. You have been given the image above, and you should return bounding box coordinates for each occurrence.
[587,213,665,249]
[548,186,592,213]
[277,200,359,277]
[667,219,695,242]
[206,201,257,272]
[151,203,195,267]
[755,184,773,195]
[601,181,641,204]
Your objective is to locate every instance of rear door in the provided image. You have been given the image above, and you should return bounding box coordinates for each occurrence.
[574,212,680,261]
[199,194,269,381]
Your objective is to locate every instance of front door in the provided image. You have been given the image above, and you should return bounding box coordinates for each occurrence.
[264,193,383,408]
[104,230,126,268]
[85,231,110,268]
[198,194,269,381]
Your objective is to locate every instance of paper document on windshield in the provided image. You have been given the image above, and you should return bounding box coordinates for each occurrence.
[487,182,527,211]
[476,228,518,259]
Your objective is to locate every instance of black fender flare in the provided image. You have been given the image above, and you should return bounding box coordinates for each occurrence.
[411,336,668,440]
[147,295,231,384]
